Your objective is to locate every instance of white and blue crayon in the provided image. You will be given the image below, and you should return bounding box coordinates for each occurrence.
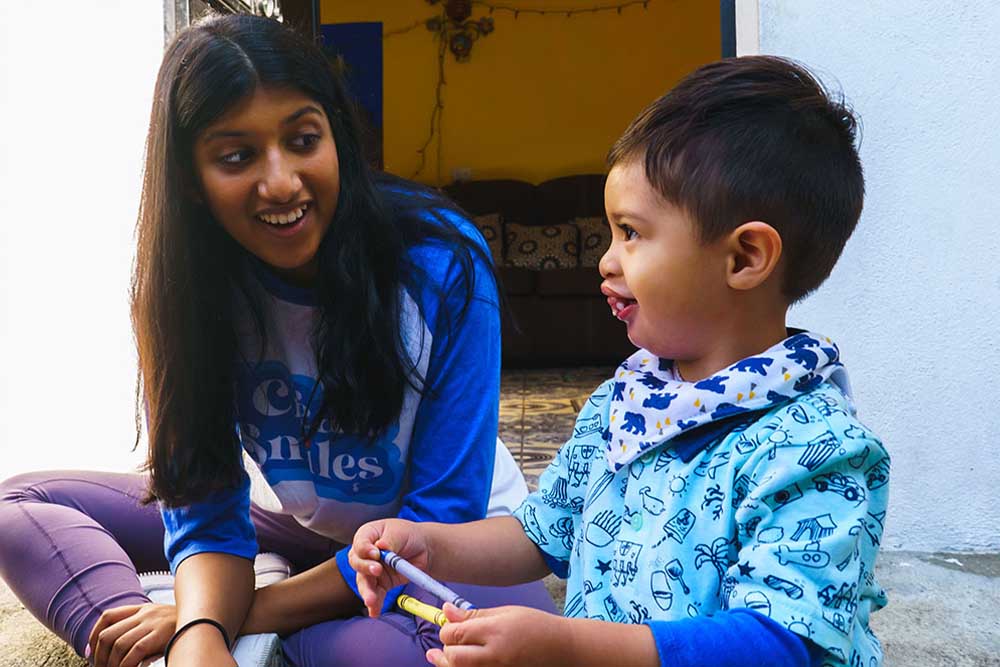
[379,549,475,610]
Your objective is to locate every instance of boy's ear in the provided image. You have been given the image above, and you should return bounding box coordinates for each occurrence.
[725,221,783,291]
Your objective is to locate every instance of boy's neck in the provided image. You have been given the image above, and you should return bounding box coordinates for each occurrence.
[674,309,789,383]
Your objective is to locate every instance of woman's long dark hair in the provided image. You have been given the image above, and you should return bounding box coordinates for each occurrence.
[134,14,496,506]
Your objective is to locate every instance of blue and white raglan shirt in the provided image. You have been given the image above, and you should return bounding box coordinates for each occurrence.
[160,208,527,605]
[514,332,890,667]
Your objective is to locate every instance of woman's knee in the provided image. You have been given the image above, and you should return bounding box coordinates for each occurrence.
[0,470,57,505]
[282,613,428,667]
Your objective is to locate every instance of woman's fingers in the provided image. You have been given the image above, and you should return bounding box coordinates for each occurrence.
[88,605,143,660]
[119,630,162,667]
[94,614,142,667]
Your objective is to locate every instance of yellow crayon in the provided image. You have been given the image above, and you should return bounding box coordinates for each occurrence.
[397,594,448,626]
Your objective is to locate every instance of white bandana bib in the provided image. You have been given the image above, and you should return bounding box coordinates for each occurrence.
[604,331,851,470]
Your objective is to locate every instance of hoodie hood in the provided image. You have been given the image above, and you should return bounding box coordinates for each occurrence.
[604,330,852,470]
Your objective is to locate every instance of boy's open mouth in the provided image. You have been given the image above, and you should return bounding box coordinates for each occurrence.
[606,295,638,320]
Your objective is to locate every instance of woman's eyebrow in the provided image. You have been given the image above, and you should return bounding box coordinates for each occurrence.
[202,106,324,143]
[283,105,323,124]
[202,129,248,143]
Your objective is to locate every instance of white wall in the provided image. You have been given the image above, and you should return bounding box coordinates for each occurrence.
[751,1,1000,551]
[0,2,163,477]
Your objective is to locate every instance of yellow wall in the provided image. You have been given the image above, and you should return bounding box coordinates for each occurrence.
[321,0,719,186]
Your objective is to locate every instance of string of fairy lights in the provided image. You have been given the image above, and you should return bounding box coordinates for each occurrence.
[380,0,657,180]
[473,0,653,18]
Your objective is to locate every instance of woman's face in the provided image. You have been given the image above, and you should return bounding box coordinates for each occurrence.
[193,85,340,286]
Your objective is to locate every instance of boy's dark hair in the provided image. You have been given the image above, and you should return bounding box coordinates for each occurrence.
[608,55,864,302]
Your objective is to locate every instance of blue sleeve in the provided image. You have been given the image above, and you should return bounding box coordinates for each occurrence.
[646,609,820,667]
[159,468,258,573]
[335,211,501,603]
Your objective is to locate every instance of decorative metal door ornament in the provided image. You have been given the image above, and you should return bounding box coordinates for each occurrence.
[426,0,494,62]
[382,0,658,179]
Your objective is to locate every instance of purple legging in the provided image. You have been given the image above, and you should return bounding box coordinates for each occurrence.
[0,471,557,666]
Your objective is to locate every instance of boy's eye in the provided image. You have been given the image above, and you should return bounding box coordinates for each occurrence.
[290,133,321,150]
[618,224,638,241]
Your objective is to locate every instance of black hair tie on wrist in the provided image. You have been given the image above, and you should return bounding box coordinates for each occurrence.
[163,617,231,666]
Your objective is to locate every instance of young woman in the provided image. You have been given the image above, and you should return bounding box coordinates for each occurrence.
[0,14,553,667]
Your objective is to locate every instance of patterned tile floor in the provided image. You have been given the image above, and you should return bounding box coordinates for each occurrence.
[500,366,614,490]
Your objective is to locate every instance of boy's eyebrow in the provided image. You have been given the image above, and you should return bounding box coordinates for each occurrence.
[201,105,324,143]
[608,209,650,224]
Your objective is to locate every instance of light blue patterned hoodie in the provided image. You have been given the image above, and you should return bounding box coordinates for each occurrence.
[514,331,889,667]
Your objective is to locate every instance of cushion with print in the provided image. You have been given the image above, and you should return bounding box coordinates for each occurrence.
[574,216,611,268]
[472,213,504,266]
[504,222,579,270]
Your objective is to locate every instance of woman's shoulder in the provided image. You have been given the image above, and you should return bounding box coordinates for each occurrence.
[379,178,490,276]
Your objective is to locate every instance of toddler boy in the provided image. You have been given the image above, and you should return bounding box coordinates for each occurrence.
[352,55,887,667]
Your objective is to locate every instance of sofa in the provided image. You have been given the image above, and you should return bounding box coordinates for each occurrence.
[443,174,636,368]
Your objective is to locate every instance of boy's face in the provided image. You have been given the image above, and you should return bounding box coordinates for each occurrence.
[600,161,731,360]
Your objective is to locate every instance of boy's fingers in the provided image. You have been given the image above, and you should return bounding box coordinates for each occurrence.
[439,610,487,648]
[347,547,377,571]
[441,602,473,623]
[426,648,448,667]
[362,591,380,617]
[440,645,483,667]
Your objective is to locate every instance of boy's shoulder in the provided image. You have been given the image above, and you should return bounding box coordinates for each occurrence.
[728,381,889,483]
[757,382,881,446]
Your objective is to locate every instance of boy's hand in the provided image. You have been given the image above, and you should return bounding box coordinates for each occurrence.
[348,518,430,618]
[426,604,571,667]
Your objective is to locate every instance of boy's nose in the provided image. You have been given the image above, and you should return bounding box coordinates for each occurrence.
[599,243,620,279]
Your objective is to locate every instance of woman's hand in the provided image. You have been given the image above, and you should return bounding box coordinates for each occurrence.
[87,603,175,667]
[349,518,431,618]
[426,604,572,667]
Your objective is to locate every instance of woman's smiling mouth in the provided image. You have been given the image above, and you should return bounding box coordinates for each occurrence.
[255,203,311,237]
[257,202,309,226]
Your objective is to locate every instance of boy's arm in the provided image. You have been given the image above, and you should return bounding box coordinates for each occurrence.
[430,606,659,667]
[423,516,552,584]
[351,515,550,616]
[722,398,889,665]
[429,602,812,667]
[643,610,819,667]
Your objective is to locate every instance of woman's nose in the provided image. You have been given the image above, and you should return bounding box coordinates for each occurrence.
[257,151,302,203]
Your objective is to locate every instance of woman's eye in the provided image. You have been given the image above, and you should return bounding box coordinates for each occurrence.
[290,133,321,150]
[219,149,252,166]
